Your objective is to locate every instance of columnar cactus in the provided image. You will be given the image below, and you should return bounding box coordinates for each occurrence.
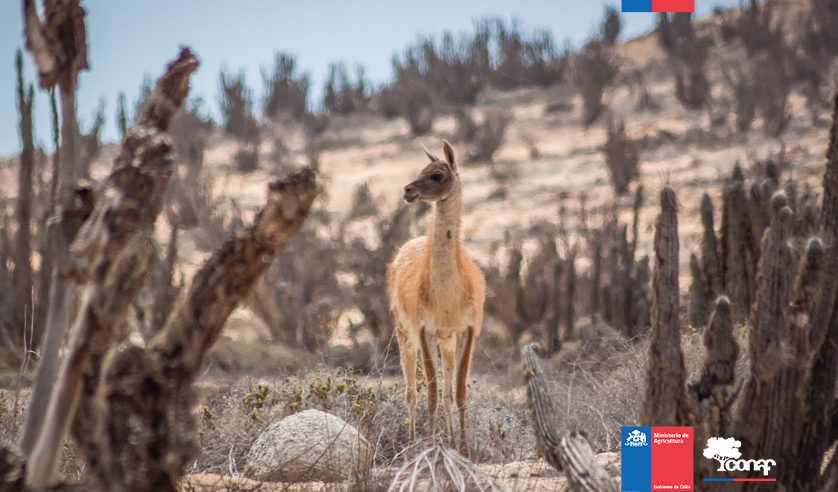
[748,191,795,384]
[700,193,722,296]
[642,185,689,426]
[700,296,739,391]
[688,253,710,329]
[720,163,757,321]
[522,344,618,492]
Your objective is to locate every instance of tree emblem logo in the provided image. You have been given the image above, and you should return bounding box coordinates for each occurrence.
[625,429,648,447]
[703,437,741,471]
[703,437,775,475]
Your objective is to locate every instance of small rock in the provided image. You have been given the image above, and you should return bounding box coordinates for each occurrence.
[243,409,372,483]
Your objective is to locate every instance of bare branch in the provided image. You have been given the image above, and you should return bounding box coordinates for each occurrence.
[91,169,318,490]
[25,48,199,487]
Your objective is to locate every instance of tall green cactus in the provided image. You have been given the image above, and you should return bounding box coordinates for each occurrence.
[15,49,35,342]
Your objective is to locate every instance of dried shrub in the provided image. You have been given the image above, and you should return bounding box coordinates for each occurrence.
[656,13,711,110]
[303,110,329,137]
[218,68,256,140]
[633,72,660,112]
[304,135,323,173]
[602,6,621,47]
[795,0,838,121]
[344,202,413,352]
[754,50,791,138]
[132,74,153,124]
[722,0,793,137]
[401,87,436,135]
[261,52,309,121]
[589,190,651,340]
[77,97,105,179]
[603,117,639,195]
[722,62,757,132]
[458,107,512,164]
[572,39,618,126]
[194,368,535,475]
[375,17,567,125]
[247,217,348,352]
[323,62,368,115]
[115,91,128,140]
[218,69,261,172]
[166,97,215,229]
[489,17,567,89]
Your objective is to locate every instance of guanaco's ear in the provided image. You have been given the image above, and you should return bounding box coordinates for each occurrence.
[442,139,457,171]
[423,145,441,163]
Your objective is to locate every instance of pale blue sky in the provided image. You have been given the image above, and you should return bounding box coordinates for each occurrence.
[0,1,740,157]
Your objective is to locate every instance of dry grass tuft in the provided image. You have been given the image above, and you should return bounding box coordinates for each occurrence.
[388,444,510,492]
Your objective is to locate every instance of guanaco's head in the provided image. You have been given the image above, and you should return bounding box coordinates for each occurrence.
[403,140,459,204]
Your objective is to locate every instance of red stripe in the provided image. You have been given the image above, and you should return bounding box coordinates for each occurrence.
[732,479,777,482]
[652,0,694,12]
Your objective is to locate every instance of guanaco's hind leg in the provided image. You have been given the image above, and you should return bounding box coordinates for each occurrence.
[396,325,418,444]
[419,326,439,441]
[456,326,476,455]
[439,335,459,449]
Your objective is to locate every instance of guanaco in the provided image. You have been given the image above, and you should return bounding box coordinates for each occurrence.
[386,140,486,453]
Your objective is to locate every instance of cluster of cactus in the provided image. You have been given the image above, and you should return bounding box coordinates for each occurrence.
[689,153,820,327]
[484,220,580,357]
[641,89,838,490]
[603,117,640,195]
[590,185,651,339]
[656,13,711,110]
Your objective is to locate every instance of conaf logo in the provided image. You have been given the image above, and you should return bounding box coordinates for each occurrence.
[625,429,648,447]
[703,437,776,476]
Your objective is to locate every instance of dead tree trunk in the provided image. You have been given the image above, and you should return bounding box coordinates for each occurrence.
[25,48,199,486]
[89,169,318,491]
[19,0,88,459]
[522,343,618,492]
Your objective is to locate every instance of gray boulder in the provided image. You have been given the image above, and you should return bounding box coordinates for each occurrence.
[243,409,372,482]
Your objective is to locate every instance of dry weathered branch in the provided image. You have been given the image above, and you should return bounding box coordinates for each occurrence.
[90,169,319,491]
[25,48,199,486]
[522,343,618,492]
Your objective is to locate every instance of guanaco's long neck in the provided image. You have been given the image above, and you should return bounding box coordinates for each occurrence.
[428,177,463,296]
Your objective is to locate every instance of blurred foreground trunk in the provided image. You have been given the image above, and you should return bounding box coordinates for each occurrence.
[19,0,88,459]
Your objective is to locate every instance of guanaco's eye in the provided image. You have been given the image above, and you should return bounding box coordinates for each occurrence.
[431,172,445,182]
